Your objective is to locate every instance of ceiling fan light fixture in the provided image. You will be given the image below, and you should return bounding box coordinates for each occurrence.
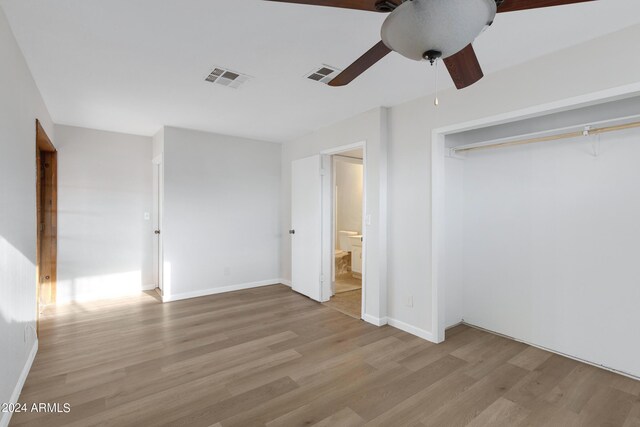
[381,0,496,61]
[423,49,442,65]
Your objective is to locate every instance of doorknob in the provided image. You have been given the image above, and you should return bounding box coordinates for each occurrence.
[154,230,161,234]
[289,229,295,235]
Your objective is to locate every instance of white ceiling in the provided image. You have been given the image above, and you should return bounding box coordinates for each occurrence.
[2,0,640,142]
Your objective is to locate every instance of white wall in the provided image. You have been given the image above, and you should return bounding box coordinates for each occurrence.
[0,8,54,427]
[335,157,363,241]
[386,24,640,341]
[162,126,281,301]
[281,108,388,323]
[55,125,153,303]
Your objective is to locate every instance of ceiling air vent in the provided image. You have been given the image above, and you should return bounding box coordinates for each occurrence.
[205,67,251,89]
[305,65,341,84]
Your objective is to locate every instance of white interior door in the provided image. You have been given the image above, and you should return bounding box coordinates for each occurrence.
[291,155,322,301]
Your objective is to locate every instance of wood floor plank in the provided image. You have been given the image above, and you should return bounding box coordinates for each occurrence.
[505,354,580,410]
[11,284,640,427]
[167,377,299,427]
[422,363,530,426]
[576,386,637,427]
[310,407,365,427]
[248,365,410,427]
[623,403,640,427]
[323,289,361,319]
[544,363,607,414]
[465,397,530,427]
[508,346,554,371]
[364,372,478,427]
[518,401,581,427]
[348,355,467,421]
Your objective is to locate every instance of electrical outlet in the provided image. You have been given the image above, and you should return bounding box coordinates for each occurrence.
[406,296,413,308]
[144,212,150,220]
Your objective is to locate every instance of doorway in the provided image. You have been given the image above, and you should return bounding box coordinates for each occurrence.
[35,120,57,332]
[323,149,364,318]
[289,142,367,318]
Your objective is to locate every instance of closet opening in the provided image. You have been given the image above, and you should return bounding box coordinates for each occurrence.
[433,92,640,378]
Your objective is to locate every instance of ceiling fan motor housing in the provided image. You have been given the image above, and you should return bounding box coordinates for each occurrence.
[374,0,400,12]
[381,0,496,61]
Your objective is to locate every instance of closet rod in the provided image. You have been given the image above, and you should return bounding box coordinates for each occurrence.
[453,120,640,154]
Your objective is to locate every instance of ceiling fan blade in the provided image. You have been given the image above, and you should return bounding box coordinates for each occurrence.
[497,0,596,13]
[265,0,400,13]
[443,44,484,90]
[329,41,392,87]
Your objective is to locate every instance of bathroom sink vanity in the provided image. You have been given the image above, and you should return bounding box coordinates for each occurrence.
[349,235,363,278]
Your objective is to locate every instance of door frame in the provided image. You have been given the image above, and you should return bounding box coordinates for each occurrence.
[320,141,367,318]
[35,119,57,334]
[152,154,164,296]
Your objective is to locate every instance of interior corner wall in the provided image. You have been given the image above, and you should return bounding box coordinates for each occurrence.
[162,127,281,301]
[0,8,54,426]
[54,125,154,303]
[280,107,389,322]
[385,23,640,339]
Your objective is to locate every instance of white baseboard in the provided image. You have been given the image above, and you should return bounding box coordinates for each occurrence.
[1,339,38,427]
[162,279,286,302]
[387,317,437,343]
[279,278,292,287]
[360,314,438,344]
[143,283,157,291]
[362,313,388,327]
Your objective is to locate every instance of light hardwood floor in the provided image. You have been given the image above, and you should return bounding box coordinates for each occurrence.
[324,289,361,319]
[334,273,361,294]
[12,285,640,426]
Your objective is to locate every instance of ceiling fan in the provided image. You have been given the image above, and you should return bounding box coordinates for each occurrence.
[266,0,596,89]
